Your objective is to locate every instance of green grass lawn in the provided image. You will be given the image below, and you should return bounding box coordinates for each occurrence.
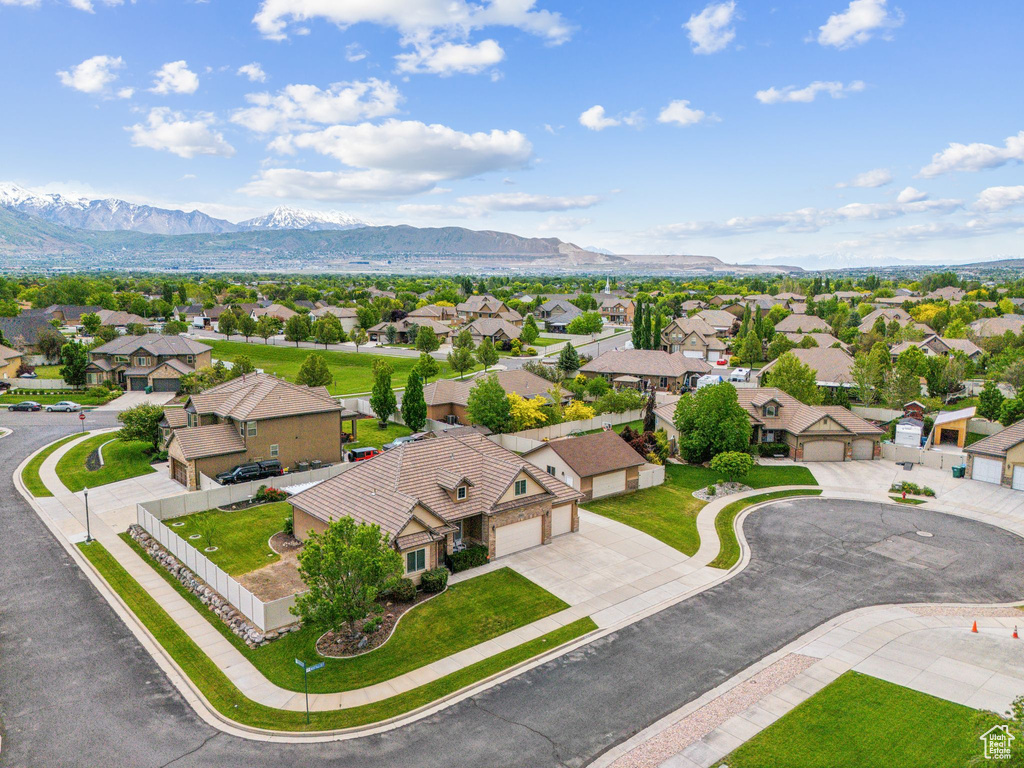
[169,502,292,576]
[207,340,481,395]
[530,336,563,347]
[709,489,822,569]
[583,419,644,436]
[29,364,64,379]
[965,431,987,446]
[21,432,89,497]
[890,495,928,505]
[1,391,108,406]
[92,538,594,731]
[56,432,157,492]
[714,671,1000,768]
[585,463,818,556]
[346,421,414,450]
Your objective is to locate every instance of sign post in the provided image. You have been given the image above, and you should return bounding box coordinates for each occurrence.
[79,412,86,432]
[294,658,325,724]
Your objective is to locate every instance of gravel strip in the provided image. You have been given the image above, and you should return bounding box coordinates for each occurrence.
[910,605,1024,618]
[610,653,817,768]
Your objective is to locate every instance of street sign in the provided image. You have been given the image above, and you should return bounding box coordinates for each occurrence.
[294,658,325,722]
[308,662,325,672]
[79,413,86,420]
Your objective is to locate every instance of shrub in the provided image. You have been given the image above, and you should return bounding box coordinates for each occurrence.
[922,486,936,497]
[420,568,449,593]
[756,442,790,457]
[255,485,289,502]
[154,450,169,462]
[362,616,383,634]
[283,514,294,536]
[448,544,489,573]
[707,484,716,496]
[389,577,417,602]
[710,451,755,483]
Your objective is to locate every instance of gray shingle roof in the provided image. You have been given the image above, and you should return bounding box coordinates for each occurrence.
[526,430,645,477]
[91,334,211,357]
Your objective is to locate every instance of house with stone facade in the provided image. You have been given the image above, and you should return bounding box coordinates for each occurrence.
[462,317,522,347]
[659,316,728,362]
[85,334,212,392]
[367,317,451,345]
[455,295,508,322]
[289,432,583,579]
[597,297,634,325]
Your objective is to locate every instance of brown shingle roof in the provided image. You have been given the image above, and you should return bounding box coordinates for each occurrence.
[774,314,832,334]
[90,334,210,357]
[735,387,883,436]
[421,370,554,408]
[527,431,645,477]
[757,347,856,386]
[965,420,1024,458]
[188,372,341,421]
[581,350,712,379]
[171,423,247,460]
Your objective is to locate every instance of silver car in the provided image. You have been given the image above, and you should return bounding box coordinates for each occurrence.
[46,401,81,412]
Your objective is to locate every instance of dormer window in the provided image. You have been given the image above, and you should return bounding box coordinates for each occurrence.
[514,479,528,496]
[764,404,778,417]
[457,486,467,500]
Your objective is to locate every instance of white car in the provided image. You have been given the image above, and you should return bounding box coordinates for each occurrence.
[46,401,81,412]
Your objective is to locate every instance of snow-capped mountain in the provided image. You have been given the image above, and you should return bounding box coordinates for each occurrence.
[237,206,367,232]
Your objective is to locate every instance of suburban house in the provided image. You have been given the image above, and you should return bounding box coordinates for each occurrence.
[858,307,913,334]
[456,295,508,321]
[660,316,728,361]
[523,430,645,501]
[159,406,188,446]
[679,299,707,312]
[535,299,577,320]
[598,298,635,325]
[407,304,458,324]
[421,369,557,426]
[708,294,742,306]
[289,432,584,576]
[0,315,54,353]
[251,304,297,322]
[95,309,156,330]
[544,305,583,333]
[310,305,360,333]
[22,304,102,327]
[970,316,1024,338]
[166,372,361,490]
[965,419,1024,487]
[0,343,22,378]
[781,332,848,352]
[581,349,712,392]
[925,286,966,302]
[756,347,857,390]
[462,318,522,346]
[655,386,884,461]
[773,314,832,334]
[889,334,983,362]
[85,335,212,391]
[694,309,740,336]
[368,317,450,345]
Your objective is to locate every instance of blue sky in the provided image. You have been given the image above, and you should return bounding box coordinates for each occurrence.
[1,0,1022,267]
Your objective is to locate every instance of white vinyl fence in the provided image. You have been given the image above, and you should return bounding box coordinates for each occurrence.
[8,379,82,391]
[503,409,644,442]
[851,406,903,422]
[968,418,1003,436]
[881,443,966,470]
[638,463,666,490]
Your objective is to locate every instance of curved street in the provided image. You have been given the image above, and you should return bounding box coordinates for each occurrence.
[3,410,1024,768]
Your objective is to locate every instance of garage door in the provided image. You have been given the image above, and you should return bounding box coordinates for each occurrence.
[972,457,1003,485]
[494,517,542,558]
[851,439,875,461]
[151,377,180,392]
[591,469,626,499]
[802,440,845,462]
[551,504,572,537]
[683,350,703,358]
[127,376,148,391]
[170,458,188,486]
[1013,466,1024,491]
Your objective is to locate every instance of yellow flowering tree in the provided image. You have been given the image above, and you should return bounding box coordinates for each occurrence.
[507,392,548,431]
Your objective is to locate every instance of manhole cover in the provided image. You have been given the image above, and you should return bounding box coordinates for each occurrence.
[916,531,934,538]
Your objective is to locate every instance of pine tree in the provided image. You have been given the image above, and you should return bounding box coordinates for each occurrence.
[369,359,396,427]
[632,300,644,349]
[557,342,581,374]
[643,303,653,349]
[401,370,427,432]
[651,312,664,351]
[296,352,333,388]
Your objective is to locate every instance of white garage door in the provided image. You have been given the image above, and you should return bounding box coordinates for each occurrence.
[494,517,542,558]
[851,439,875,461]
[708,351,723,363]
[1014,466,1024,491]
[551,504,572,537]
[802,440,845,462]
[591,469,627,499]
[683,350,703,358]
[972,457,1003,485]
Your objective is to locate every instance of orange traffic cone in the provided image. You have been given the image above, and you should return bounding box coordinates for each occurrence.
[972,621,979,633]
[1014,626,1019,639]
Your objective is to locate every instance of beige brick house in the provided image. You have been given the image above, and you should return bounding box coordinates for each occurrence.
[290,432,582,580]
[422,369,557,426]
[85,335,212,392]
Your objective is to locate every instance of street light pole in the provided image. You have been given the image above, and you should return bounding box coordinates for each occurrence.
[84,487,92,543]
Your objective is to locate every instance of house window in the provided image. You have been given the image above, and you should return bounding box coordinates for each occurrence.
[546,465,556,476]
[764,404,778,417]
[270,444,279,458]
[135,356,148,367]
[186,355,195,364]
[456,485,467,500]
[659,377,668,388]
[188,413,197,428]
[406,549,426,573]
[514,479,528,496]
[114,355,129,364]
[246,421,257,437]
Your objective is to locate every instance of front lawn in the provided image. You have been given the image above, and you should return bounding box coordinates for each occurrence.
[1,391,109,406]
[714,671,998,768]
[55,432,156,492]
[96,538,594,731]
[29,364,64,379]
[530,336,563,347]
[206,340,481,395]
[583,419,644,435]
[168,502,292,576]
[22,432,88,497]
[709,489,822,569]
[346,421,413,450]
[585,463,818,556]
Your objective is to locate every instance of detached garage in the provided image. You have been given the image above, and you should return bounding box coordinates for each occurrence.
[965,420,1024,489]
[523,430,647,503]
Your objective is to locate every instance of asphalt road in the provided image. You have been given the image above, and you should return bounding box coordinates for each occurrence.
[3,413,1024,768]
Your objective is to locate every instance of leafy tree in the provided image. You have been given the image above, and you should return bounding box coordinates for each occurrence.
[291,518,403,637]
[643,389,657,432]
[566,311,604,336]
[350,327,368,352]
[563,400,595,421]
[672,383,752,463]
[416,351,440,382]
[1000,396,1024,427]
[446,345,475,380]
[296,352,333,388]
[126,322,149,336]
[557,342,580,374]
[631,300,646,349]
[710,451,755,483]
[284,314,310,346]
[385,324,398,345]
[163,320,188,335]
[80,312,102,336]
[116,403,164,452]
[466,374,513,433]
[521,315,539,345]
[507,392,548,431]
[256,315,277,343]
[767,334,795,360]
[94,325,119,344]
[356,305,381,330]
[586,374,610,398]
[766,352,821,404]
[232,355,256,376]
[978,380,1005,422]
[739,332,762,367]
[924,354,966,401]
[313,313,342,348]
[36,327,66,361]
[59,341,89,386]
[452,328,475,351]
[217,311,237,339]
[369,359,396,427]
[881,364,922,409]
[476,337,499,372]
[401,370,427,432]
[414,324,440,353]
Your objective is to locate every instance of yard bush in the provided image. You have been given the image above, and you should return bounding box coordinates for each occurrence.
[420,568,449,593]
[890,480,934,496]
[448,545,489,573]
[283,514,294,537]
[756,442,790,458]
[255,485,289,503]
[362,616,383,634]
[389,578,417,603]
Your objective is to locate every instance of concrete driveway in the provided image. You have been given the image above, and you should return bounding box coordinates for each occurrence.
[94,391,177,411]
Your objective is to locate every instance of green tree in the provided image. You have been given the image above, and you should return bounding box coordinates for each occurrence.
[632,300,645,349]
[217,311,237,339]
[566,311,604,336]
[401,370,427,432]
[1000,397,1024,427]
[452,328,475,351]
[414,324,440,353]
[978,380,1005,422]
[59,341,89,386]
[350,326,368,352]
[557,341,581,374]
[651,311,664,350]
[36,327,66,361]
[291,517,403,636]
[295,352,333,388]
[314,313,342,348]
[232,355,256,376]
[80,312,102,336]
[284,314,310,346]
[476,337,499,371]
[116,403,164,452]
[416,351,440,382]
[385,324,398,345]
[94,325,119,344]
[881,364,922,408]
[710,451,755,483]
[521,315,539,345]
[446,345,475,379]
[256,315,276,343]
[466,374,513,433]
[765,352,822,404]
[369,358,396,427]
[739,332,762,367]
[672,383,752,463]
[163,320,188,335]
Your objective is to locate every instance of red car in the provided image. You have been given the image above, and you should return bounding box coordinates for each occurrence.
[348,447,381,462]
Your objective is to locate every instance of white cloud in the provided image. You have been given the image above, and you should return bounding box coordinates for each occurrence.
[755,80,865,104]
[396,202,479,218]
[150,61,199,95]
[456,192,601,212]
[918,131,1024,177]
[127,108,235,158]
[395,39,504,75]
[57,55,129,96]
[345,43,368,62]
[538,215,591,232]
[975,185,1024,212]
[836,168,892,188]
[0,0,42,6]
[896,186,927,203]
[579,105,618,130]
[237,62,267,83]
[67,0,123,11]
[683,1,738,54]
[817,0,904,48]
[657,99,711,127]
[231,79,401,133]
[241,168,440,200]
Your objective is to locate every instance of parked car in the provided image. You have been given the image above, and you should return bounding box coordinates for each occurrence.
[382,432,428,451]
[7,401,42,411]
[46,401,81,412]
[347,447,381,462]
[214,459,283,486]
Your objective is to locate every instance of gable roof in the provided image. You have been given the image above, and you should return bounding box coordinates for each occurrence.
[965,419,1024,458]
[169,423,247,460]
[695,309,738,329]
[757,347,856,386]
[462,317,521,339]
[0,315,55,347]
[663,315,718,338]
[0,343,22,363]
[187,372,341,421]
[735,387,883,436]
[774,313,832,334]
[581,349,712,378]
[422,370,554,408]
[91,334,210,357]
[526,431,645,477]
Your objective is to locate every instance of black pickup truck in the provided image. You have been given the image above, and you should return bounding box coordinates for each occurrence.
[215,459,283,486]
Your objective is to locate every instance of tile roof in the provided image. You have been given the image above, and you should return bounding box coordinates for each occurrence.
[311,306,358,319]
[965,420,1024,458]
[694,309,738,329]
[422,370,554,408]
[526,430,645,477]
[96,309,152,327]
[581,349,712,378]
[188,372,341,421]
[161,407,188,428]
[0,343,22,363]
[859,307,912,333]
[463,318,522,339]
[757,347,856,386]
[773,314,832,333]
[91,334,211,357]
[781,332,846,350]
[735,387,884,436]
[171,423,247,460]
[970,316,1024,338]
[663,315,718,338]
